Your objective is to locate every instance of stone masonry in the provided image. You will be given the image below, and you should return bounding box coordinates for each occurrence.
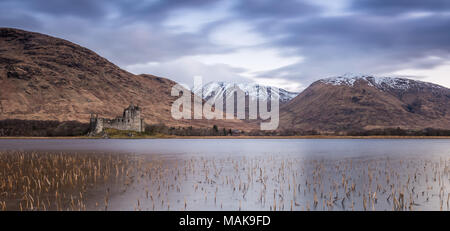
[89,104,145,134]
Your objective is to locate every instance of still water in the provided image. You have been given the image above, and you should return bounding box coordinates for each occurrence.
[2,138,450,157]
[0,139,449,211]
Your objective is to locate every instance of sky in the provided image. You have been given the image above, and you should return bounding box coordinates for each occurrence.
[1,0,450,92]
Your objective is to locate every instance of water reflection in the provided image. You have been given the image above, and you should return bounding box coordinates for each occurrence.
[0,139,449,211]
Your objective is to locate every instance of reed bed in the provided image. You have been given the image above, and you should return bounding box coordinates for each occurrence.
[0,151,449,211]
[0,151,138,211]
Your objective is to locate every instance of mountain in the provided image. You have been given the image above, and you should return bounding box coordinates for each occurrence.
[192,81,298,121]
[4,28,448,134]
[279,74,450,133]
[0,28,256,130]
[192,81,298,103]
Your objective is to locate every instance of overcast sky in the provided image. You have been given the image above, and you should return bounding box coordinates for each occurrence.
[2,0,450,91]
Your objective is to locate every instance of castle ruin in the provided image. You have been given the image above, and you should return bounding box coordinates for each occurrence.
[89,104,145,134]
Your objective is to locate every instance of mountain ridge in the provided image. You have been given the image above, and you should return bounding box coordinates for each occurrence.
[2,28,449,134]
[279,74,450,133]
[319,73,446,90]
[0,27,257,130]
[192,81,298,103]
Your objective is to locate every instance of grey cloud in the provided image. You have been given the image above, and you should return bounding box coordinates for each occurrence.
[233,0,321,19]
[3,0,217,21]
[1,0,450,89]
[27,0,107,18]
[0,0,108,20]
[352,0,450,15]
[248,12,450,87]
[126,59,250,86]
[0,0,230,66]
[110,0,220,26]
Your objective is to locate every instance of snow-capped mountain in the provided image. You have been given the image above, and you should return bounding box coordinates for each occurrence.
[319,73,445,91]
[280,73,450,132]
[192,81,299,103]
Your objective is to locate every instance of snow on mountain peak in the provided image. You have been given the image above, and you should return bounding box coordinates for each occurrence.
[192,81,299,103]
[319,73,444,90]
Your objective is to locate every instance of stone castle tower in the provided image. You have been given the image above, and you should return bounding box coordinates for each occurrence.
[89,104,145,134]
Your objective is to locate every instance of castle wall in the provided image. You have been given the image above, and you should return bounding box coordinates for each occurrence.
[89,117,104,135]
[89,105,145,134]
[101,117,143,132]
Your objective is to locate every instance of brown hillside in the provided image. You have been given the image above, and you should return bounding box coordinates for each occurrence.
[279,75,450,132]
[0,28,256,130]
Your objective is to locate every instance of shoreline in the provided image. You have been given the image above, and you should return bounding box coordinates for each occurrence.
[1,135,450,139]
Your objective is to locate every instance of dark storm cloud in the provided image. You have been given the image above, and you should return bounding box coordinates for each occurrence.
[352,0,450,15]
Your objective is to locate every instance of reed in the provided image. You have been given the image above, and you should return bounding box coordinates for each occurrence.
[0,151,448,211]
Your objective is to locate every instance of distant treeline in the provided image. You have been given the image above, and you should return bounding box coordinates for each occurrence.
[0,119,90,136]
[144,124,321,136]
[144,124,236,136]
[252,127,450,136]
[346,127,450,136]
[1,119,450,137]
